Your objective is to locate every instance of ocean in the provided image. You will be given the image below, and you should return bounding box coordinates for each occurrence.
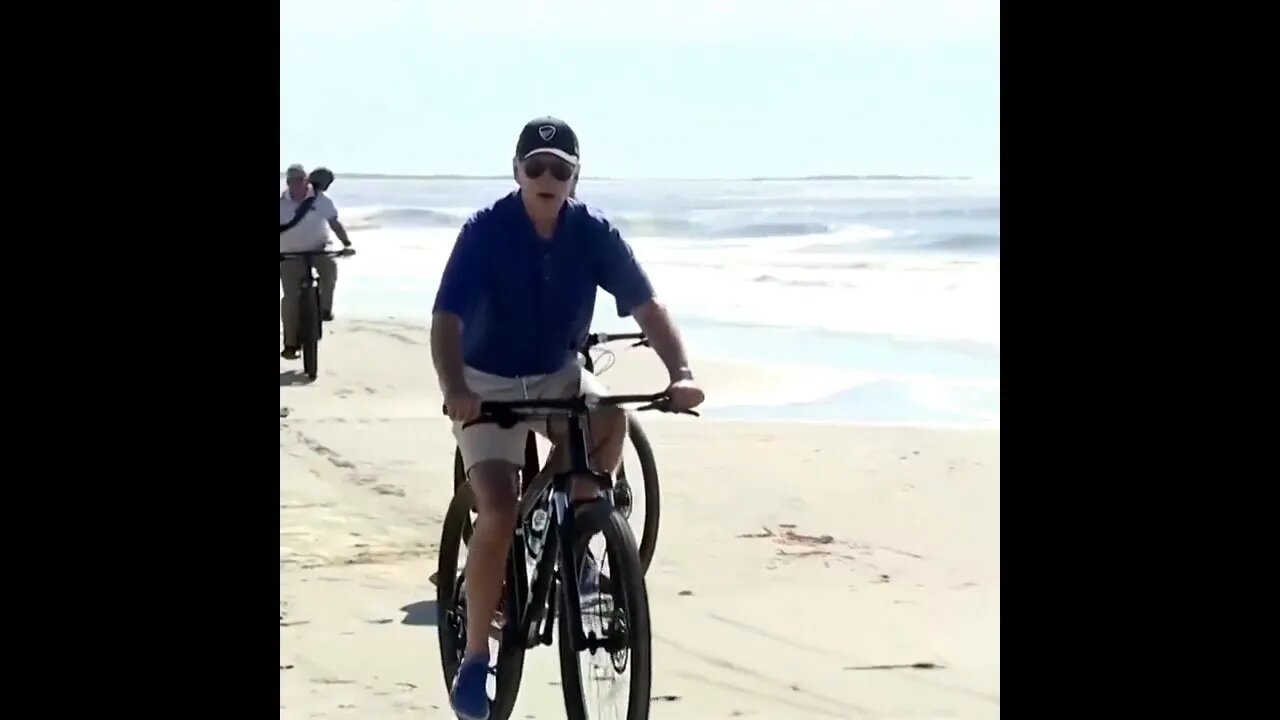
[316,177,1000,427]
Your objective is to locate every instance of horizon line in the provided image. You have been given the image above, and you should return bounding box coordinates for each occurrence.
[280,171,977,182]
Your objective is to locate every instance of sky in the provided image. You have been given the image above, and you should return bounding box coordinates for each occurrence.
[280,0,1000,180]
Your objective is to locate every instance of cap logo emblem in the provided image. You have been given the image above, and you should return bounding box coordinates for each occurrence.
[538,125,556,142]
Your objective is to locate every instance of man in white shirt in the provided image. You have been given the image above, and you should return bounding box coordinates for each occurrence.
[279,164,352,359]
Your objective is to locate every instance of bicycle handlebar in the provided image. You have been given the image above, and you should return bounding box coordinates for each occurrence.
[279,249,355,261]
[578,332,649,351]
[444,390,700,429]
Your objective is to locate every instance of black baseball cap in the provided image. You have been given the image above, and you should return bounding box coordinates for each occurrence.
[515,116,579,165]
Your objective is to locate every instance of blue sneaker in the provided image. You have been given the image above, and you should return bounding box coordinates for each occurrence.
[449,654,490,720]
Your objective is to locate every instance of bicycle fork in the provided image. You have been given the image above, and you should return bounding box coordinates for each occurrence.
[520,486,591,650]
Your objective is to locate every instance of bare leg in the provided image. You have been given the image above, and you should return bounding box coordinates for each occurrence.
[545,406,628,501]
[278,259,307,348]
[463,460,520,657]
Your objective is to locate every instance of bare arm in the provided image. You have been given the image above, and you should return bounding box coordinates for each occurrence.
[431,222,486,399]
[591,218,689,380]
[632,298,693,382]
[327,217,352,247]
[430,312,468,393]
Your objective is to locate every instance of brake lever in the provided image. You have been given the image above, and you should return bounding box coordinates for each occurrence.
[629,338,652,348]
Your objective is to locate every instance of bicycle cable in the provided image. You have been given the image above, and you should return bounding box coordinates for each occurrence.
[593,348,616,376]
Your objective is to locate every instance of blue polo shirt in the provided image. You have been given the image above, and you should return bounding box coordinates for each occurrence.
[432,191,655,378]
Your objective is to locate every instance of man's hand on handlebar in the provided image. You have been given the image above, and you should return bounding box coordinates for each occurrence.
[338,246,356,257]
[665,376,705,413]
[443,386,482,423]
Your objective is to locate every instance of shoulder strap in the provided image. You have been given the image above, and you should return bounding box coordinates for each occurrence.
[280,195,318,233]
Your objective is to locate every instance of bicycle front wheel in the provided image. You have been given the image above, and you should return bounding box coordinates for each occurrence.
[557,501,653,720]
[299,288,320,379]
[437,483,526,720]
[301,340,318,380]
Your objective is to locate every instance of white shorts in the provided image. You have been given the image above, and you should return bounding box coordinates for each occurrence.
[449,359,609,474]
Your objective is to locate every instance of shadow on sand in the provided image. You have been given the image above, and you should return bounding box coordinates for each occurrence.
[280,370,314,387]
[400,600,439,626]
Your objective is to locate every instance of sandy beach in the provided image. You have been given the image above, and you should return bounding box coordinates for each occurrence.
[280,318,1000,719]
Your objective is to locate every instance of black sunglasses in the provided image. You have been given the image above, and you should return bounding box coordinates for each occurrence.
[523,156,575,182]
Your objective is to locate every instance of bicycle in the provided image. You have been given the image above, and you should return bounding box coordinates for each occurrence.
[278,248,354,380]
[436,390,697,720]
[450,331,663,573]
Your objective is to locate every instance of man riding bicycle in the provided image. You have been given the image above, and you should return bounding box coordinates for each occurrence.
[431,116,704,720]
[279,164,353,359]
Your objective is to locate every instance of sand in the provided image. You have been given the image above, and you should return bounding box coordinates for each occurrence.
[280,318,1000,719]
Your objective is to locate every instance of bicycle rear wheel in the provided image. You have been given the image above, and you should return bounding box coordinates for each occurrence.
[557,501,653,720]
[437,483,526,720]
[620,411,661,573]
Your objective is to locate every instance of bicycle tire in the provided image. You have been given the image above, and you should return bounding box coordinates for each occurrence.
[453,447,470,544]
[622,410,661,573]
[302,340,319,380]
[436,482,526,720]
[452,419,661,572]
[557,500,653,720]
[299,288,320,380]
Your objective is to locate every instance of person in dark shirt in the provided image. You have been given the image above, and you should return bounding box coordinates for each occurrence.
[431,116,704,720]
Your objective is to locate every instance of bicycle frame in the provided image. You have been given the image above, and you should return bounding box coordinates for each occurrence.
[280,250,345,343]
[279,251,327,285]
[460,392,664,655]
[508,331,648,493]
[512,409,615,654]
